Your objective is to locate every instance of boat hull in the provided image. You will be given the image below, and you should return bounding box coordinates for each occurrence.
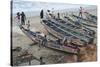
[41,20,85,46]
[19,26,79,54]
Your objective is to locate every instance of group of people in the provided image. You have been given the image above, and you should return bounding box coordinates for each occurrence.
[16,12,26,25]
[40,6,84,21]
[40,9,59,20]
[16,12,30,30]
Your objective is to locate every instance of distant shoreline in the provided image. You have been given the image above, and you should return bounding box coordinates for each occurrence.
[12,6,97,18]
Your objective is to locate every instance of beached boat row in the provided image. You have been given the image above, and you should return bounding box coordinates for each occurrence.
[41,12,97,46]
[18,11,97,54]
[41,19,94,45]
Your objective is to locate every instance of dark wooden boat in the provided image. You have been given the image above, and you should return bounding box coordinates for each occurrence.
[84,12,97,22]
[71,14,97,28]
[41,19,94,45]
[19,26,44,43]
[63,16,95,37]
[52,18,95,39]
[19,26,79,54]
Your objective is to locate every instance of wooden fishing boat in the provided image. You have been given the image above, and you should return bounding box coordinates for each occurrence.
[41,19,94,45]
[84,12,97,22]
[19,26,44,43]
[52,18,95,39]
[71,14,97,28]
[63,16,95,37]
[19,26,79,54]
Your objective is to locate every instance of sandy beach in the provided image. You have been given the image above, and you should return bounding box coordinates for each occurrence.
[12,7,97,66]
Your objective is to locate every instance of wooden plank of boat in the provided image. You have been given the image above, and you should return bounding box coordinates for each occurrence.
[42,21,64,39]
[42,20,73,39]
[64,15,96,34]
[64,16,84,28]
[63,16,95,34]
[42,20,84,46]
[84,12,97,20]
[47,41,79,54]
[46,19,93,43]
[52,18,94,39]
[19,26,79,54]
[72,15,97,28]
[73,14,97,24]
[84,14,97,23]
[43,20,88,45]
[19,26,44,43]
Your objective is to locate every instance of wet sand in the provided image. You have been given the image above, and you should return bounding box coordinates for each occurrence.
[12,8,97,66]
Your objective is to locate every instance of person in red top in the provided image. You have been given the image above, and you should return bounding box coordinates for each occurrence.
[17,12,20,20]
[16,12,21,26]
[79,7,83,18]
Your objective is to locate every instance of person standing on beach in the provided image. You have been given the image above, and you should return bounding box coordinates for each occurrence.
[51,8,55,19]
[46,10,52,20]
[26,20,30,30]
[57,12,60,19]
[41,35,47,47]
[40,9,44,19]
[16,12,21,26]
[79,7,83,18]
[40,9,44,24]
[21,12,26,25]
[52,8,54,14]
